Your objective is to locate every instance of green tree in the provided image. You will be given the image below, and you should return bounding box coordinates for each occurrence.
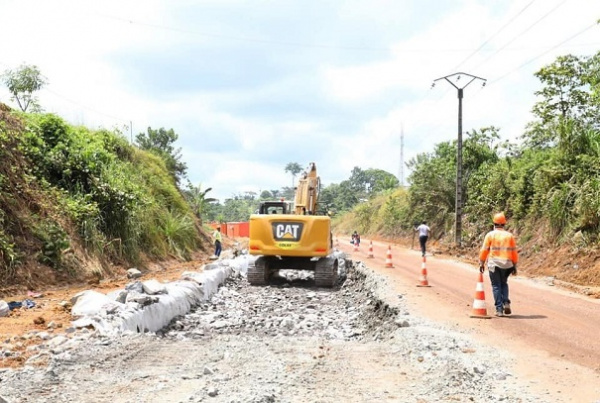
[284,162,303,187]
[462,126,501,194]
[345,167,399,199]
[407,143,456,231]
[1,64,46,112]
[135,127,187,184]
[318,167,398,214]
[320,181,358,212]
[585,50,600,106]
[221,194,259,222]
[279,186,295,201]
[532,55,589,122]
[379,188,411,235]
[407,128,501,235]
[202,200,223,223]
[260,190,273,199]
[348,166,367,196]
[375,175,400,193]
[525,54,600,149]
[363,168,399,194]
[184,182,216,225]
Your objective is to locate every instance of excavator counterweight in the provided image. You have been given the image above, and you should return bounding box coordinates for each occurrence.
[247,162,337,287]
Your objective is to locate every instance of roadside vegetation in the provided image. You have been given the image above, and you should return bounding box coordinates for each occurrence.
[334,51,600,289]
[0,102,208,291]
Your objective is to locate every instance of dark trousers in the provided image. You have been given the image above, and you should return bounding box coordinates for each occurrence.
[214,240,222,257]
[489,267,511,312]
[419,236,428,256]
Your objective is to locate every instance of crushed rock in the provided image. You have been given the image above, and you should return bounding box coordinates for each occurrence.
[0,260,558,403]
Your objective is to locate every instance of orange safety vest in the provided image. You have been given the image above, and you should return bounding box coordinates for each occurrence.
[479,228,518,265]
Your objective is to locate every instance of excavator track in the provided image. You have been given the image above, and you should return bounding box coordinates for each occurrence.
[247,256,269,285]
[314,257,338,288]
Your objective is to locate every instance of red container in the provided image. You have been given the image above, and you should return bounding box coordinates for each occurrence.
[238,222,249,237]
[208,222,249,238]
[224,222,249,238]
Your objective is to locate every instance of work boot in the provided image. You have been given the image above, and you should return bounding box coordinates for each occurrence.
[495,310,504,317]
[503,303,511,315]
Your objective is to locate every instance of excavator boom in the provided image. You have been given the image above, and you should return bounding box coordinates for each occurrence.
[293,162,320,215]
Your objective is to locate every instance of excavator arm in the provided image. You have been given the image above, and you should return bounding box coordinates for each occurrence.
[293,162,320,215]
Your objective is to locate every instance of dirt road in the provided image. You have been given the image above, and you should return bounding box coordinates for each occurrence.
[339,238,600,401]
[2,241,600,402]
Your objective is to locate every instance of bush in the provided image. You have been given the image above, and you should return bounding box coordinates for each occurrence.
[0,223,20,279]
[160,210,198,259]
[13,113,203,266]
[34,220,70,270]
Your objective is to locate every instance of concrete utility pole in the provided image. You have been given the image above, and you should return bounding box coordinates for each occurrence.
[432,72,486,247]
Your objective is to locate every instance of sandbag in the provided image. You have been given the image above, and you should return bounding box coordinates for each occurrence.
[0,300,9,317]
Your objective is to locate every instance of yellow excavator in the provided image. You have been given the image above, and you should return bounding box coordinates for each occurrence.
[247,162,337,287]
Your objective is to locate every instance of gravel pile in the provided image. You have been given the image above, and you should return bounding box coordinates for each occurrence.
[158,264,395,342]
[0,259,559,403]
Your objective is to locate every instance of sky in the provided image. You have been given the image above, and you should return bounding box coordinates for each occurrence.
[0,0,599,202]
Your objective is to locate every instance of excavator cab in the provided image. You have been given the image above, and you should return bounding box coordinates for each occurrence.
[258,201,292,215]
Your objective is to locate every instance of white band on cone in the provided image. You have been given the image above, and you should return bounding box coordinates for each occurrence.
[473,300,486,309]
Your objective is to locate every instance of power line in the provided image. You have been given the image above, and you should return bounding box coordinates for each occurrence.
[3,3,595,146]
[0,59,130,127]
[452,0,537,71]
[91,11,582,54]
[42,87,130,124]
[399,123,404,187]
[444,1,536,111]
[471,0,568,72]
[489,21,598,85]
[94,13,393,52]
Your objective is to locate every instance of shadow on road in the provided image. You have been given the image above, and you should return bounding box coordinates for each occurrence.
[506,314,547,319]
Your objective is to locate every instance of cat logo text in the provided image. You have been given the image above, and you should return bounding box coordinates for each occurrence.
[271,222,304,242]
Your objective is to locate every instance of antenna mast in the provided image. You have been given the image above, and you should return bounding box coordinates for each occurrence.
[399,123,404,187]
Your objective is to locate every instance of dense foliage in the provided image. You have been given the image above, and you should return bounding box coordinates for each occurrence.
[0,110,203,284]
[135,127,188,185]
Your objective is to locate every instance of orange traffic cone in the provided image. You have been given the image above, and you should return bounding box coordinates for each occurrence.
[469,272,491,319]
[416,256,431,287]
[385,246,393,268]
[367,241,374,258]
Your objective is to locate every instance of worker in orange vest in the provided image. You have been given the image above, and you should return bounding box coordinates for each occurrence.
[479,212,519,317]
